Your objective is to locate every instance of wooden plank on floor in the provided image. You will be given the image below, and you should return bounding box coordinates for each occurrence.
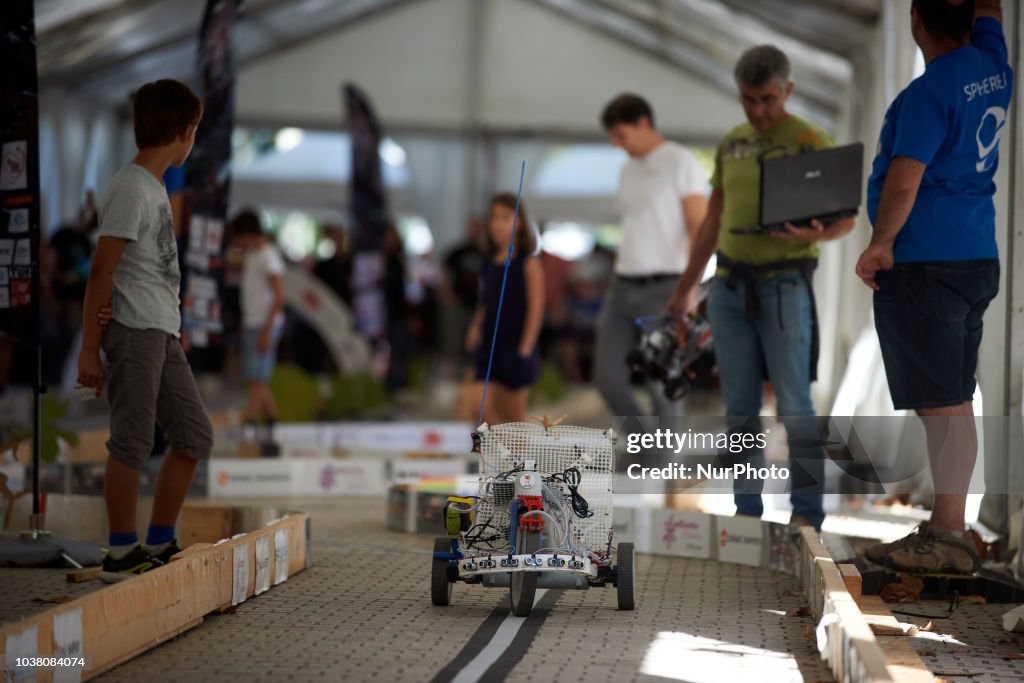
[861,595,935,683]
[66,567,102,583]
[0,512,310,682]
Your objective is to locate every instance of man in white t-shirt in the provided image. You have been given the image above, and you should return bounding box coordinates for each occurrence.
[230,210,285,446]
[596,94,708,450]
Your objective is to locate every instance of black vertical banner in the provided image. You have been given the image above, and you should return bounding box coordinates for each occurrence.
[344,83,389,343]
[0,2,40,342]
[183,0,239,353]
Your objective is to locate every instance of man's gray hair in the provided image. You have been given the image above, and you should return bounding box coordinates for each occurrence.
[734,45,791,90]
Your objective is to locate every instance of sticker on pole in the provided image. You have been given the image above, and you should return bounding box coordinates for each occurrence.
[274,528,289,585]
[255,536,271,596]
[232,543,250,606]
[4,625,38,682]
[53,609,83,683]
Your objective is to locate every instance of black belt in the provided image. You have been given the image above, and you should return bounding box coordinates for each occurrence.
[616,273,680,285]
[716,253,820,382]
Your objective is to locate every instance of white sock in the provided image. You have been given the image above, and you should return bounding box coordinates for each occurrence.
[144,541,171,556]
[109,543,137,560]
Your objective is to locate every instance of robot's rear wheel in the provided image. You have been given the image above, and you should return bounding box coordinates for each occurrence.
[616,542,636,611]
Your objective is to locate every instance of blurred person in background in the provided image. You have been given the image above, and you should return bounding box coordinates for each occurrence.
[597,93,709,445]
[465,194,544,424]
[230,209,285,441]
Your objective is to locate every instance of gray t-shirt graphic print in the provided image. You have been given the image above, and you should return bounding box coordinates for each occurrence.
[98,163,182,336]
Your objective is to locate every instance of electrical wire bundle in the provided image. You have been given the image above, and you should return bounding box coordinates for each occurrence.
[546,467,594,519]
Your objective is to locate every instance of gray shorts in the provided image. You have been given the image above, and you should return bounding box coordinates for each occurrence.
[102,321,213,469]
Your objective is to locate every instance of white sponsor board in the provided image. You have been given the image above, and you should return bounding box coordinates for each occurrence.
[295,459,388,496]
[715,515,764,567]
[389,458,469,485]
[208,458,389,497]
[649,508,711,559]
[209,460,294,498]
[321,421,472,453]
[279,443,330,459]
[273,424,321,446]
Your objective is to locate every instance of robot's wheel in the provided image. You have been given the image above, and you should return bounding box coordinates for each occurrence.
[616,542,636,611]
[510,530,541,617]
[664,376,690,401]
[624,349,645,370]
[431,537,455,606]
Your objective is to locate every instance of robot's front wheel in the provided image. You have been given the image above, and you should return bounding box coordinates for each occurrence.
[664,376,690,401]
[431,537,455,606]
[510,530,541,616]
[624,349,645,370]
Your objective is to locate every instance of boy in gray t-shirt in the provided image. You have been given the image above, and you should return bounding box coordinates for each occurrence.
[77,79,212,576]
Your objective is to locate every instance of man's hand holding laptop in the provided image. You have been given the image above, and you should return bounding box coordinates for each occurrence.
[772,219,827,243]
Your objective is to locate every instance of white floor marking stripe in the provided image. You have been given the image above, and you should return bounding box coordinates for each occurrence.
[449,589,547,683]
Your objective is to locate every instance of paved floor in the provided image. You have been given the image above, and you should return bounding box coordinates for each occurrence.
[8,496,1024,681]
[0,565,102,623]
[901,600,1024,682]
[87,497,832,683]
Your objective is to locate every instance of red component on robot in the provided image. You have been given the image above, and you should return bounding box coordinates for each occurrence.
[517,495,544,533]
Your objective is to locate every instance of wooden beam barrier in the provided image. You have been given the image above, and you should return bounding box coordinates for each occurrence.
[798,528,920,683]
[1,512,310,682]
[860,595,936,683]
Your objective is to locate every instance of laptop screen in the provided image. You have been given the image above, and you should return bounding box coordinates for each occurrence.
[759,143,864,229]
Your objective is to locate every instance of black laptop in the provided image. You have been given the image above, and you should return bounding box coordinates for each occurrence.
[731,143,864,234]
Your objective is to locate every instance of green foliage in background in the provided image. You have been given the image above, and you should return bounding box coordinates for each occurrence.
[323,372,388,419]
[406,356,429,392]
[529,362,567,405]
[269,364,321,422]
[10,394,79,463]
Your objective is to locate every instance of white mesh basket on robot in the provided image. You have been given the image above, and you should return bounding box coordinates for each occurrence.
[474,422,614,555]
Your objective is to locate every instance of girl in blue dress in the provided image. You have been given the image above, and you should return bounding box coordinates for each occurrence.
[465,193,544,424]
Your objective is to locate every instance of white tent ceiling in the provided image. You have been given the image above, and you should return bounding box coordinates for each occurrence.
[36,0,873,138]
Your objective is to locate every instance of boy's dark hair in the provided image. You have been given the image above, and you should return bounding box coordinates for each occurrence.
[600,94,655,129]
[132,79,203,149]
[912,0,975,43]
[230,209,263,238]
[487,193,536,257]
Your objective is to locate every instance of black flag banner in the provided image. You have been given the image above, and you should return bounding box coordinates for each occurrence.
[183,0,240,351]
[344,83,390,344]
[0,1,41,341]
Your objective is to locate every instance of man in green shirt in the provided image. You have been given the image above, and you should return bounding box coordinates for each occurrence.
[668,45,856,530]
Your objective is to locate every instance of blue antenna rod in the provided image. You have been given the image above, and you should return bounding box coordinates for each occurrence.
[478,160,526,427]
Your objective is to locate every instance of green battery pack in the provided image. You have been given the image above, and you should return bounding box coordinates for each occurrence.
[444,496,474,538]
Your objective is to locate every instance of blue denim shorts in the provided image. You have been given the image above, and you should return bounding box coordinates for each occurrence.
[873,260,999,410]
[242,326,281,382]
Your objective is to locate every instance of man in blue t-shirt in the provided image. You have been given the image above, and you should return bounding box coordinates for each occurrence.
[856,0,1012,574]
